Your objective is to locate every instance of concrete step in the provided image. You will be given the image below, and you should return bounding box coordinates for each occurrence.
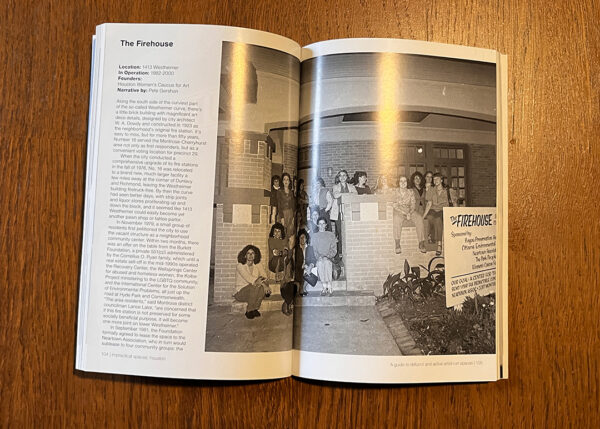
[303,279,347,292]
[295,290,376,307]
[231,294,284,313]
[266,282,282,295]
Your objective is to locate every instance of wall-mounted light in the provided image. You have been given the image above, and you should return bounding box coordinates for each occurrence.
[417,146,423,154]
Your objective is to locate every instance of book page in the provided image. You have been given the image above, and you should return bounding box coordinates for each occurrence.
[76,24,301,380]
[291,39,506,383]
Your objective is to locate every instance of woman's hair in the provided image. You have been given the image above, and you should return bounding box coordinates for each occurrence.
[375,174,388,188]
[237,244,262,264]
[351,171,367,185]
[297,228,310,244]
[316,177,326,187]
[269,222,286,239]
[409,171,424,189]
[271,175,281,187]
[432,172,445,186]
[397,175,409,186]
[281,172,292,189]
[297,178,305,191]
[334,169,349,185]
[424,171,434,182]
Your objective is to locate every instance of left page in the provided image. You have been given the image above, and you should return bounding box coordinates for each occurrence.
[76,24,301,380]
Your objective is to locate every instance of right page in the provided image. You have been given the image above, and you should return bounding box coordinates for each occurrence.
[292,39,507,383]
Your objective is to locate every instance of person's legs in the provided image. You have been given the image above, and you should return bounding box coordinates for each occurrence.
[280,281,297,315]
[431,211,442,242]
[428,210,443,254]
[298,279,308,295]
[336,220,343,256]
[411,212,426,251]
[233,285,256,318]
[423,215,433,243]
[393,210,406,253]
[234,283,265,315]
[284,209,296,250]
[325,258,333,294]
[280,281,296,304]
[316,258,333,294]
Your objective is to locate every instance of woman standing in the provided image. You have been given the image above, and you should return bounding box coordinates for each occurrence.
[270,175,281,224]
[277,173,297,249]
[423,171,434,242]
[311,177,333,226]
[352,171,372,195]
[331,170,357,256]
[423,173,457,255]
[410,171,427,215]
[234,245,269,319]
[311,217,338,296]
[424,171,434,191]
[374,174,393,195]
[296,178,309,231]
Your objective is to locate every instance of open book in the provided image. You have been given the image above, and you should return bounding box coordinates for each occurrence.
[77,24,508,383]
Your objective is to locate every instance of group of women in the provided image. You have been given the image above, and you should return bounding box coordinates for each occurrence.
[234,172,335,319]
[233,169,457,319]
[391,171,458,256]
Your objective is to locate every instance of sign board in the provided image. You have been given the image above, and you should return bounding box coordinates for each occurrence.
[443,207,497,308]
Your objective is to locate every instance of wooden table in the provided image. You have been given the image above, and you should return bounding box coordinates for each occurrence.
[1,1,598,426]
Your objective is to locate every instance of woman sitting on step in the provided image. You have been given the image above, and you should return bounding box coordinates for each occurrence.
[393,175,426,254]
[311,217,338,296]
[268,222,291,282]
[423,172,457,256]
[234,245,270,320]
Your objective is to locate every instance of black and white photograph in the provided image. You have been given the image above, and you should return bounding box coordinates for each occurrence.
[293,52,498,356]
[204,45,499,356]
[204,42,300,352]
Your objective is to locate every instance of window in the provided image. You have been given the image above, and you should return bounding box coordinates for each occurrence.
[397,143,468,205]
[433,145,467,206]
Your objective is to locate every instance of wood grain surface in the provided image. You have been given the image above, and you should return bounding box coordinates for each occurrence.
[1,0,598,427]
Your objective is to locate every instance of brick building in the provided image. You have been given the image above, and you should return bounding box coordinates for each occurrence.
[210,42,299,304]
[298,53,497,295]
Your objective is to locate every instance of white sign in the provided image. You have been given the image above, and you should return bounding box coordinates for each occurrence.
[232,204,252,224]
[359,202,379,221]
[443,207,497,308]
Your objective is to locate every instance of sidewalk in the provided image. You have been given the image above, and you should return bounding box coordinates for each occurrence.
[205,305,293,352]
[293,306,402,356]
[205,303,404,356]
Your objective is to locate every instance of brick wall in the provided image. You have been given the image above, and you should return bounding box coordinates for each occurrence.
[469,144,496,206]
[283,142,298,177]
[343,200,444,295]
[311,141,496,206]
[213,204,270,304]
[263,158,272,190]
[227,139,271,190]
[314,141,386,188]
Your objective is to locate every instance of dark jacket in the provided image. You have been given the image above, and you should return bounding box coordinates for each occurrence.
[294,244,316,282]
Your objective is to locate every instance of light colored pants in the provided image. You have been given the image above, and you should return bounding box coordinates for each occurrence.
[316,257,333,283]
[393,210,424,242]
